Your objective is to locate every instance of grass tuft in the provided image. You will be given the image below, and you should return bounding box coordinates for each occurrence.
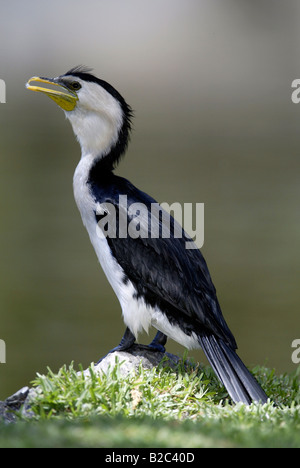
[1,358,300,447]
[29,357,221,420]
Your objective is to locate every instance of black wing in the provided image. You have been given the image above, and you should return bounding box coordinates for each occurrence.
[92,174,237,349]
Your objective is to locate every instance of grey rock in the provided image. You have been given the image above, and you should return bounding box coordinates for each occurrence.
[86,344,180,377]
[0,386,30,423]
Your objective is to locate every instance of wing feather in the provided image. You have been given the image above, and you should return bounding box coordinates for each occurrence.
[92,175,237,349]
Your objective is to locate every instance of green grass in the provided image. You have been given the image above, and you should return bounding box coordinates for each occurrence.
[1,357,300,448]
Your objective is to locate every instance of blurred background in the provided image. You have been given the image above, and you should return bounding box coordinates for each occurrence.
[0,0,300,399]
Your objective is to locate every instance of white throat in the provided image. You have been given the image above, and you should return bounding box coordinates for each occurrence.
[66,109,121,159]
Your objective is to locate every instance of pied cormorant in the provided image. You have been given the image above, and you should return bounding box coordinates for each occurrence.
[26,66,268,404]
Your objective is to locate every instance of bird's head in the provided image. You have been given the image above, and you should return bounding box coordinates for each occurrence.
[26,66,132,168]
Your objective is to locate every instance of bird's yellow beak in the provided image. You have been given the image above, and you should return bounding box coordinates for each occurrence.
[26,76,78,111]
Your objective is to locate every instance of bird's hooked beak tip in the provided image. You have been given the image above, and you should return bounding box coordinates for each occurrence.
[26,76,78,111]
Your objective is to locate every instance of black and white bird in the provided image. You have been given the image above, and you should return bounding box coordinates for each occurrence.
[26,66,267,404]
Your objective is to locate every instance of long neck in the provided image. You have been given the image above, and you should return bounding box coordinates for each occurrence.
[73,116,131,218]
[90,113,131,175]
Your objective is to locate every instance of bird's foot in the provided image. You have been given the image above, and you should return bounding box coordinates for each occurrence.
[96,327,136,364]
[146,331,168,353]
[96,330,168,363]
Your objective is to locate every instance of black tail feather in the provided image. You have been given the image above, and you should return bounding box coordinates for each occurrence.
[199,335,268,404]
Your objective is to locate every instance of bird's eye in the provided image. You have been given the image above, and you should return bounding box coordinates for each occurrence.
[69,81,81,91]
